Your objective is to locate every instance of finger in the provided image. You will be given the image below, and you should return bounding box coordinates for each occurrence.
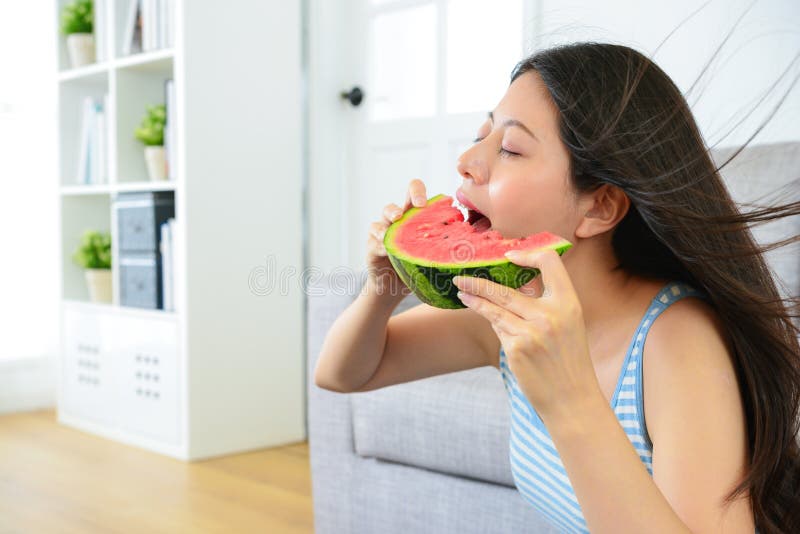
[370,221,387,241]
[505,248,571,299]
[367,234,387,256]
[404,179,428,210]
[457,291,526,335]
[518,275,544,298]
[383,203,404,224]
[452,275,532,320]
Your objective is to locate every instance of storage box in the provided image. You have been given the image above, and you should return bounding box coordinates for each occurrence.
[120,252,162,309]
[114,191,175,253]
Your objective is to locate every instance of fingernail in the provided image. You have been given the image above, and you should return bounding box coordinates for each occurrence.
[391,209,403,219]
[457,291,472,304]
[413,195,426,206]
[505,250,520,258]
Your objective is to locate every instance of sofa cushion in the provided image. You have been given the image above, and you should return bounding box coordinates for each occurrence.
[351,365,516,488]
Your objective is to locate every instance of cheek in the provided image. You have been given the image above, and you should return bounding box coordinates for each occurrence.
[489,172,578,238]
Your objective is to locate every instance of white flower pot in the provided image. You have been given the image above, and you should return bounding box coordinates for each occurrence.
[85,268,112,304]
[144,145,167,181]
[67,33,95,68]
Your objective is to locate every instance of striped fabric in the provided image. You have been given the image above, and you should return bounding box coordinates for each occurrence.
[498,281,710,533]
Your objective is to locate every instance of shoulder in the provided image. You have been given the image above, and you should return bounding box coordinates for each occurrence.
[649,293,731,356]
[642,294,743,444]
[640,294,755,529]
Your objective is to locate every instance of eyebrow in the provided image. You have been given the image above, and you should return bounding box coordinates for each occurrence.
[488,111,538,141]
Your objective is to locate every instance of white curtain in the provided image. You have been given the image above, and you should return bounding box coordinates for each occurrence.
[0,2,59,411]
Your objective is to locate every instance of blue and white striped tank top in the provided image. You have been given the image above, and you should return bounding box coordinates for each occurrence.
[498,280,710,533]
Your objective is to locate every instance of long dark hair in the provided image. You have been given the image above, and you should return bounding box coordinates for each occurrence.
[510,36,800,534]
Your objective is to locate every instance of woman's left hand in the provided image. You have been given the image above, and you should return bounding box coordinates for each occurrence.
[452,249,601,421]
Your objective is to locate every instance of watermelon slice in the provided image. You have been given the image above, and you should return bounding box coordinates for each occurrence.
[383,194,573,309]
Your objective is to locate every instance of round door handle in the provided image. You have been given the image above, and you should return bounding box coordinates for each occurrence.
[340,86,364,107]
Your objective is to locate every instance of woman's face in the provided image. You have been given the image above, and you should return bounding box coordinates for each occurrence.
[456,70,582,241]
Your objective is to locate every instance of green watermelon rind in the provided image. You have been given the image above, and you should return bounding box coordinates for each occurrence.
[383,194,573,309]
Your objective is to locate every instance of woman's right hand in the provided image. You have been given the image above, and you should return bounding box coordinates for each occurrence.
[366,178,428,298]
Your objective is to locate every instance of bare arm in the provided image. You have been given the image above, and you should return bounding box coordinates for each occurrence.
[313,276,407,393]
[314,277,499,393]
[314,177,500,394]
[544,298,753,533]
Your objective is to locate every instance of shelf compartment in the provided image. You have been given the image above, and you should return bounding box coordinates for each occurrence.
[61,195,112,302]
[58,72,111,187]
[61,304,117,426]
[115,56,174,184]
[115,314,180,445]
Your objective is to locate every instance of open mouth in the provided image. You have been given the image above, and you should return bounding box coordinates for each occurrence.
[468,208,492,231]
[454,199,492,232]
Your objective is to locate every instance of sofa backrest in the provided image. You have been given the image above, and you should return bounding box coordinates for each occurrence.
[710,141,800,301]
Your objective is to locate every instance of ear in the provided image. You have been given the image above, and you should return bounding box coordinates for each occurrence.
[575,184,630,238]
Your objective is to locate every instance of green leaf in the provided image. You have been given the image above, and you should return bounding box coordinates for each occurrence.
[61,0,93,35]
[72,229,111,269]
[134,103,166,146]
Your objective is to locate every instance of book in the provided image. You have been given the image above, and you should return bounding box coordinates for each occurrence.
[169,218,176,311]
[75,96,108,185]
[159,217,175,310]
[90,99,101,183]
[123,0,143,56]
[102,94,109,182]
[164,78,176,181]
[76,97,92,184]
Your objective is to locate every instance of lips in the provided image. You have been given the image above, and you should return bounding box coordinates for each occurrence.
[455,189,491,231]
[456,189,480,213]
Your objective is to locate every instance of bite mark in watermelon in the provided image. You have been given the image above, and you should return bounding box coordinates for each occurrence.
[383,194,573,309]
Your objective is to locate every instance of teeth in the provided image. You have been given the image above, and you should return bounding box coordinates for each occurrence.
[453,199,469,220]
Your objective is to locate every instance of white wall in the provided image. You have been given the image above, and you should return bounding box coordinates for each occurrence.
[534,0,800,146]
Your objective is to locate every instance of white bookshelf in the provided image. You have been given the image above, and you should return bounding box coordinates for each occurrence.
[56,0,305,460]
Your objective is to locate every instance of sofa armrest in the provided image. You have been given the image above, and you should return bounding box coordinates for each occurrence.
[307,272,422,531]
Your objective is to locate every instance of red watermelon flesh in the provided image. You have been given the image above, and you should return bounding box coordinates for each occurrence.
[383,194,573,309]
[389,194,568,266]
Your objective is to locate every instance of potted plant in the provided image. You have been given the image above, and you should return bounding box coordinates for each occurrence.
[72,230,112,304]
[135,104,167,181]
[61,0,95,68]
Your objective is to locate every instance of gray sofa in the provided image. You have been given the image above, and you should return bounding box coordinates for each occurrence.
[307,142,799,534]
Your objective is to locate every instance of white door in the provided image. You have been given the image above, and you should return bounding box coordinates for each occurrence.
[309,0,537,274]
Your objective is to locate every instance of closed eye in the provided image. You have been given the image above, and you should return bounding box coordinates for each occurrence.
[472,137,520,158]
[498,147,519,157]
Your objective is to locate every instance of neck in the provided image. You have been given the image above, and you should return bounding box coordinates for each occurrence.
[562,235,636,340]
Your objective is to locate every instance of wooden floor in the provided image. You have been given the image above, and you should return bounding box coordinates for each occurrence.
[0,410,314,533]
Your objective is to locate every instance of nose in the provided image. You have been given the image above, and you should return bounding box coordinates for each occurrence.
[456,147,489,185]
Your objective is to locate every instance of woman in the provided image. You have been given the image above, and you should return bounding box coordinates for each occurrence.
[314,42,800,533]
